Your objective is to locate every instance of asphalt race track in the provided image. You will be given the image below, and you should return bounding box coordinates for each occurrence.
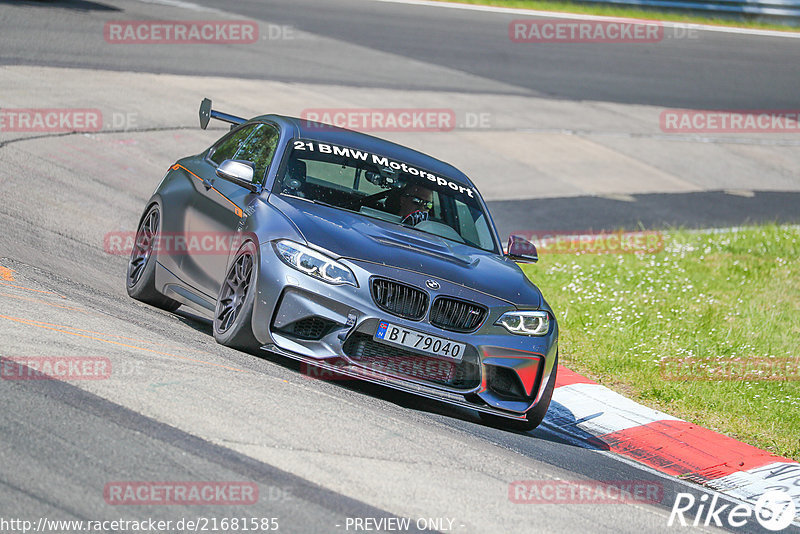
[4,0,800,108]
[0,0,799,533]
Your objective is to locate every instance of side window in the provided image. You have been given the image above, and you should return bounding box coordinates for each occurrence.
[209,123,280,184]
[209,124,255,166]
[456,201,479,244]
[430,191,442,220]
[234,123,280,183]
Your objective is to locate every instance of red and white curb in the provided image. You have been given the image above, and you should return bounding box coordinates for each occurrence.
[548,366,799,518]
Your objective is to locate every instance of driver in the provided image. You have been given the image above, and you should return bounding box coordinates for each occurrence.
[397,184,433,225]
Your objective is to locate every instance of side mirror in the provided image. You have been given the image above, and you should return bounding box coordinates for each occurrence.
[506,235,538,263]
[216,160,260,193]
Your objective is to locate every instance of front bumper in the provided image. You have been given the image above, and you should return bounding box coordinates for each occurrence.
[251,245,558,419]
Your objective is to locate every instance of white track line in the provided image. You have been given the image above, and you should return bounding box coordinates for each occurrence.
[370,0,800,38]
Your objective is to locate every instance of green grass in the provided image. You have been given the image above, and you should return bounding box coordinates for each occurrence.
[435,0,800,32]
[522,224,800,460]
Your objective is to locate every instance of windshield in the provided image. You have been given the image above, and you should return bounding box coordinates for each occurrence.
[274,139,498,252]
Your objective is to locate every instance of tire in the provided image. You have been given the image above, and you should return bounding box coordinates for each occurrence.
[126,204,181,312]
[213,241,260,351]
[480,351,558,432]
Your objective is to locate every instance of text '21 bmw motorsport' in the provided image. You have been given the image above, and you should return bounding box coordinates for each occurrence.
[127,99,559,430]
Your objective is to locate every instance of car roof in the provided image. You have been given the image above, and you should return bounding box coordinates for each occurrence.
[254,114,477,190]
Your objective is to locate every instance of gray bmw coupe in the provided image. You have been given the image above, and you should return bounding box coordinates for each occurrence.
[127,99,558,431]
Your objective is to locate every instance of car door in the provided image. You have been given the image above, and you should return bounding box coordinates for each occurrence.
[181,122,280,299]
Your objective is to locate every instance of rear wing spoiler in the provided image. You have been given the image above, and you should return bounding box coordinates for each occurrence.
[199,98,246,130]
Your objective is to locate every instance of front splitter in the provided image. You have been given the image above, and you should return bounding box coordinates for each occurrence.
[260,343,529,422]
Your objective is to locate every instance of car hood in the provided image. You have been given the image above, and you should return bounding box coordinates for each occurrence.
[268,195,542,308]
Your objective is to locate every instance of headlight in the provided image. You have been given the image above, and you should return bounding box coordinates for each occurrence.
[273,240,357,287]
[495,311,550,336]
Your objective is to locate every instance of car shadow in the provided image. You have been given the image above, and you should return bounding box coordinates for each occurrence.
[536,400,611,451]
[172,308,214,336]
[167,309,607,452]
[263,355,609,452]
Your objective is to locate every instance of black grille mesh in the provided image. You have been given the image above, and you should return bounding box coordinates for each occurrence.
[371,278,428,320]
[487,365,526,399]
[430,297,486,332]
[280,317,333,340]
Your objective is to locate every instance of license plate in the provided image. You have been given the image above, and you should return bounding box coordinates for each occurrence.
[374,322,465,361]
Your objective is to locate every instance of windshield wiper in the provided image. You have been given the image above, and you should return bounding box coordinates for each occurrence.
[283,194,340,210]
